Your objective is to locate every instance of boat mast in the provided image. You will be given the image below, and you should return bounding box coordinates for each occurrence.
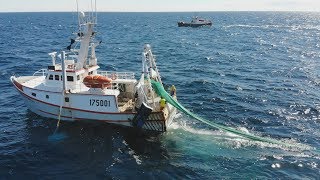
[76,0,98,69]
[149,49,163,85]
[61,51,67,91]
[142,44,166,108]
[143,44,163,84]
[77,13,94,68]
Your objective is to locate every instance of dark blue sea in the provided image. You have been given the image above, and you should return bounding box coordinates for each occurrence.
[0,12,320,179]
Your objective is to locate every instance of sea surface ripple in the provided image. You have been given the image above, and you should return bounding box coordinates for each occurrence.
[0,12,319,179]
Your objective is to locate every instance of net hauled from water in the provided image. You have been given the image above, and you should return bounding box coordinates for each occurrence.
[151,80,313,150]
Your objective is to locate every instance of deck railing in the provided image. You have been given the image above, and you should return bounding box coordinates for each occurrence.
[98,71,135,80]
[33,69,47,76]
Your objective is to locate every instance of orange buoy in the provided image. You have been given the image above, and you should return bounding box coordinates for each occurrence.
[83,75,112,88]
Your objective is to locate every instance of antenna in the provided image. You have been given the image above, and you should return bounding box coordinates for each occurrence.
[76,0,80,27]
[91,0,93,22]
[95,0,97,24]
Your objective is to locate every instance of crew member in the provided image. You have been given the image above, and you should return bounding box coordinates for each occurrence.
[170,85,176,96]
[160,97,166,111]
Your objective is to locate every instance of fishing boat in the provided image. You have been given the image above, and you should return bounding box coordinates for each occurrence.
[178,16,212,27]
[10,9,177,132]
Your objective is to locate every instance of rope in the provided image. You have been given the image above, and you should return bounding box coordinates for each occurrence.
[54,91,64,133]
[48,91,67,142]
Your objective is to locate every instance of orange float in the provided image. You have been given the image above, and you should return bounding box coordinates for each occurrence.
[83,75,112,88]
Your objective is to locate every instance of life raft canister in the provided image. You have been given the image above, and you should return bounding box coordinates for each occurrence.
[83,75,112,89]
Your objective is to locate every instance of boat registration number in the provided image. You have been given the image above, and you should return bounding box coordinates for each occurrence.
[89,99,111,107]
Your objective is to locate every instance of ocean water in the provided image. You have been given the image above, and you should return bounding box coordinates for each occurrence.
[0,12,320,179]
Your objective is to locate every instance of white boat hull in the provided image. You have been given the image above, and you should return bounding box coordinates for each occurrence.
[12,77,176,132]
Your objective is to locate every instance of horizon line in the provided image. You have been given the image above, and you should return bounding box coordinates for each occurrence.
[0,10,320,13]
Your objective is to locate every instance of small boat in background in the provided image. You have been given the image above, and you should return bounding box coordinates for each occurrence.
[178,16,212,27]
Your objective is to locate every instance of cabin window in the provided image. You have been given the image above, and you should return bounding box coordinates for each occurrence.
[65,97,69,102]
[48,75,53,80]
[46,95,49,99]
[67,76,74,82]
[55,75,59,80]
[77,75,80,81]
[32,93,36,97]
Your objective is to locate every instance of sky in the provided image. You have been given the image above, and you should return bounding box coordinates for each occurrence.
[0,0,319,12]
